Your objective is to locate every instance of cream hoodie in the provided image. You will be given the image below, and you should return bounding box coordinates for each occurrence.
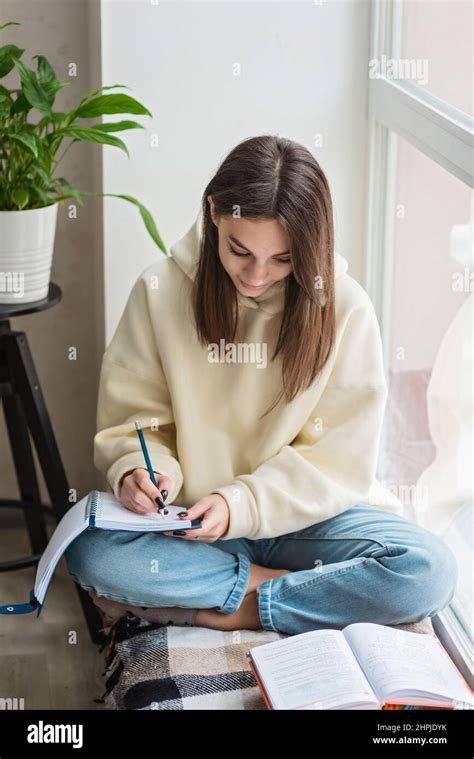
[94,211,403,540]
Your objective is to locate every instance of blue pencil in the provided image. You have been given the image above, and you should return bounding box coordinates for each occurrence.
[134,420,165,517]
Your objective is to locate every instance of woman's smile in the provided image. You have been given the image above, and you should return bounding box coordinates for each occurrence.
[238,277,269,291]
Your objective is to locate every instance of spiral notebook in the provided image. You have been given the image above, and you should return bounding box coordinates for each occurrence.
[0,489,202,617]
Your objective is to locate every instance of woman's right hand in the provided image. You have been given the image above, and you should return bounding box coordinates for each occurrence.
[119,468,173,515]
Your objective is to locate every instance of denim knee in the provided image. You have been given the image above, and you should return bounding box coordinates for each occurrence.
[65,528,120,590]
[418,531,458,614]
[64,526,251,612]
[394,529,458,620]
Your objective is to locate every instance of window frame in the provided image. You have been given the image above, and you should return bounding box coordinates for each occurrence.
[365,0,474,688]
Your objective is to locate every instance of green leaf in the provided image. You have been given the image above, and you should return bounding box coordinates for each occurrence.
[43,78,69,99]
[48,111,75,130]
[55,125,130,156]
[26,182,50,206]
[35,114,54,131]
[31,53,69,103]
[12,187,29,209]
[75,93,152,119]
[54,177,84,206]
[33,135,52,173]
[77,84,128,107]
[105,193,167,253]
[0,90,11,117]
[32,54,56,85]
[12,56,54,116]
[77,190,167,253]
[10,91,31,115]
[0,44,24,77]
[10,132,38,158]
[0,22,21,32]
[35,165,52,185]
[93,120,145,133]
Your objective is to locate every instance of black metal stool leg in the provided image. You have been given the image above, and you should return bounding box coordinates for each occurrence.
[2,390,49,554]
[5,331,70,522]
[2,328,104,644]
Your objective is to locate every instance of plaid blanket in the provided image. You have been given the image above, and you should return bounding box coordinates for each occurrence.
[96,615,434,710]
[98,616,285,709]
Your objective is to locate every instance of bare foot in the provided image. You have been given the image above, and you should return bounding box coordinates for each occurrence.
[195,568,292,632]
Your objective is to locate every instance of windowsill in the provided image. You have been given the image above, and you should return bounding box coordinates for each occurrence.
[432,607,473,693]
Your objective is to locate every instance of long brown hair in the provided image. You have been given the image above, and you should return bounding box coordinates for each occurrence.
[192,135,336,417]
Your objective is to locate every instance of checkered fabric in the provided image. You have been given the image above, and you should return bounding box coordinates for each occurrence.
[96,615,434,710]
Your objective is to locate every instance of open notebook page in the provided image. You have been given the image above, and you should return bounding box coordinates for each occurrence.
[250,629,379,709]
[34,492,194,605]
[35,493,90,602]
[95,491,192,530]
[343,623,472,707]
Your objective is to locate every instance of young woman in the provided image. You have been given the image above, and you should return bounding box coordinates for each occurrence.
[65,135,457,636]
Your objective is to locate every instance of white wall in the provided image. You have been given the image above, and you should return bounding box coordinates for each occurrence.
[101,0,371,341]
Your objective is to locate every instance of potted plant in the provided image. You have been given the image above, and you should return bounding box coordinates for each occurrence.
[0,20,167,305]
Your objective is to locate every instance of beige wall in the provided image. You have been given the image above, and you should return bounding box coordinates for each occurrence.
[0,0,106,507]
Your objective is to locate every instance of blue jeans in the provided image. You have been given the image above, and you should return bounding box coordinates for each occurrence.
[64,503,458,635]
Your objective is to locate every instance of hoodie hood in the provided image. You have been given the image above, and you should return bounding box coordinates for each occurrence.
[170,208,349,315]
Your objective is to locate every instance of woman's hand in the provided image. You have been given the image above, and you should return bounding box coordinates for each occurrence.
[163,494,230,543]
[119,467,172,515]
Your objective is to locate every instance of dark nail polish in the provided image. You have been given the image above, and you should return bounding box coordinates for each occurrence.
[177,511,188,517]
[155,496,165,509]
[161,489,168,501]
[173,530,186,536]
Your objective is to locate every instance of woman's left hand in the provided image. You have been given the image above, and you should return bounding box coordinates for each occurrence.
[163,494,230,542]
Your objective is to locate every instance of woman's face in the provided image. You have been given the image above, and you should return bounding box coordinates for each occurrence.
[208,195,292,297]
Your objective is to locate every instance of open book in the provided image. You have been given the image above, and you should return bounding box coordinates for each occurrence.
[0,489,201,617]
[247,622,473,710]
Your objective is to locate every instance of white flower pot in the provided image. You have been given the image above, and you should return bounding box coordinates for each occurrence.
[0,203,58,305]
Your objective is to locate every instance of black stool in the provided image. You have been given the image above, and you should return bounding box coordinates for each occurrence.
[0,283,104,643]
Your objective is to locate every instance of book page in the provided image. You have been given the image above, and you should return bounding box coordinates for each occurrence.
[250,629,378,710]
[344,623,472,706]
